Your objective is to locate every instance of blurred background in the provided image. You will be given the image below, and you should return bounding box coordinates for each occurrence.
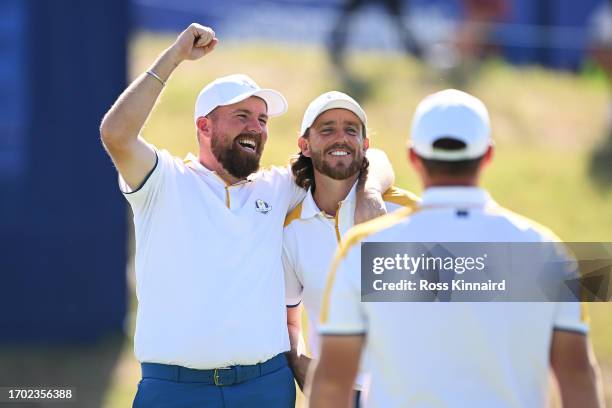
[1,0,611,406]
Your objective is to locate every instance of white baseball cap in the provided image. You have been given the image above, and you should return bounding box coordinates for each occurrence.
[300,91,367,136]
[410,89,491,161]
[194,74,288,124]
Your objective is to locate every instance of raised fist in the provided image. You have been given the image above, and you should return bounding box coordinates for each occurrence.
[172,23,219,62]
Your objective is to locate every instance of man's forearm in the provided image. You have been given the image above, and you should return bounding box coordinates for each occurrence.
[286,306,302,358]
[354,148,395,224]
[100,46,181,147]
[310,336,363,407]
[558,366,604,408]
[286,321,301,366]
[361,148,394,193]
[286,309,311,389]
[551,331,605,408]
[99,24,216,188]
[310,376,353,408]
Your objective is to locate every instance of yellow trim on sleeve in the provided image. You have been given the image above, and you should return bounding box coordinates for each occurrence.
[284,201,304,228]
[580,303,590,324]
[320,206,415,323]
[382,186,420,210]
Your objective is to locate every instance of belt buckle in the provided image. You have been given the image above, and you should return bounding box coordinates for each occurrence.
[213,367,232,386]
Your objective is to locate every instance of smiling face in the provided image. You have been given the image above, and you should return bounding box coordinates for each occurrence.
[205,96,269,179]
[299,108,369,181]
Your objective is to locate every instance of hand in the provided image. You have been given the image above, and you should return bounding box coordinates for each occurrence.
[286,352,312,391]
[171,23,219,62]
[354,188,387,225]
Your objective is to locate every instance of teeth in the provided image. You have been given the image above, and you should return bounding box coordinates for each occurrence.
[237,138,256,149]
[330,151,349,156]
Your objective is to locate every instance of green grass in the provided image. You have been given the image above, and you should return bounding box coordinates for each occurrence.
[103,33,612,406]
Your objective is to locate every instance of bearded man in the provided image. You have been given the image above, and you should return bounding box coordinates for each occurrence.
[282,92,419,406]
[100,24,393,408]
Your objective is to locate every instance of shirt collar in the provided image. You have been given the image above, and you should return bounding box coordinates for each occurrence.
[420,186,494,209]
[184,153,250,186]
[300,182,358,220]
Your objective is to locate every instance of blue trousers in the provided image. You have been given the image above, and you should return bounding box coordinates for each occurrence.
[133,356,296,408]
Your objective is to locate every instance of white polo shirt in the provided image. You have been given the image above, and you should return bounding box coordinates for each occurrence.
[283,184,419,361]
[320,187,589,408]
[120,148,304,369]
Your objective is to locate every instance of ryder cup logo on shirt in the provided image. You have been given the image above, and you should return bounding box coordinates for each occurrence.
[255,199,272,214]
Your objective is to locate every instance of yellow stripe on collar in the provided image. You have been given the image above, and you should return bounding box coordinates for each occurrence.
[284,201,304,228]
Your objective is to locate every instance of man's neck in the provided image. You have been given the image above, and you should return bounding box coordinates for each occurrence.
[312,172,359,216]
[423,177,478,188]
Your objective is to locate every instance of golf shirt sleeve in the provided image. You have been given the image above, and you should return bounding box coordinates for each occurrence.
[319,246,367,335]
[118,145,172,210]
[282,226,303,307]
[553,302,589,334]
[545,241,590,335]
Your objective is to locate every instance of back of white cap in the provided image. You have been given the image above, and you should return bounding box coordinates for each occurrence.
[194,74,288,124]
[410,89,491,161]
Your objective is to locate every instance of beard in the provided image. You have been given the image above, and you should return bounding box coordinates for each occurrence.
[310,143,364,180]
[211,132,263,179]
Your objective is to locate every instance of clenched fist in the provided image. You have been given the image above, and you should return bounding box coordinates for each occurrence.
[171,23,219,62]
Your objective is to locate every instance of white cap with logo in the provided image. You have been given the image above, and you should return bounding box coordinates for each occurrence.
[194,74,288,124]
[410,89,491,161]
[300,91,367,136]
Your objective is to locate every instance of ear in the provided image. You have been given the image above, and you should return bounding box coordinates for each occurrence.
[481,145,494,168]
[408,147,421,170]
[196,116,213,137]
[363,136,370,151]
[298,136,311,158]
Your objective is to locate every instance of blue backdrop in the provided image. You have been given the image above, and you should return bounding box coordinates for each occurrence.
[0,0,129,343]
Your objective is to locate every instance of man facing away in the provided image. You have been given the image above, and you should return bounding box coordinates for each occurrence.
[100,23,393,408]
[282,92,419,404]
[310,89,604,408]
